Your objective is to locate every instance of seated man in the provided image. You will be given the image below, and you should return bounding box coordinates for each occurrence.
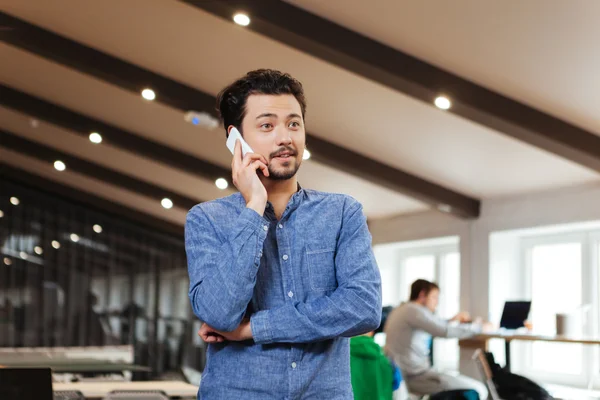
[384,279,489,399]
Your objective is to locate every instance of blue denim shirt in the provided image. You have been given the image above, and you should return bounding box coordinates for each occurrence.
[185,188,382,399]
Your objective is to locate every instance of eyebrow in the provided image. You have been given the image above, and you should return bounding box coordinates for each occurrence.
[255,113,302,120]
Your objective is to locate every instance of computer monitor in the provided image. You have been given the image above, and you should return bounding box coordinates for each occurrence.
[0,368,53,400]
[499,301,531,329]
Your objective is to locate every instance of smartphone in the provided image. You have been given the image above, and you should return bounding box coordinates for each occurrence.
[226,127,254,156]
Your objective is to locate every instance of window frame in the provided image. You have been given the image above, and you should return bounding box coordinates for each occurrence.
[517,231,598,388]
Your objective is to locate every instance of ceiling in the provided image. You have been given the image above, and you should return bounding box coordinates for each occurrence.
[1,0,599,233]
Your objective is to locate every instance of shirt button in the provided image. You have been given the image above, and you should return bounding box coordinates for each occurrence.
[288,291,294,298]
[263,225,268,231]
[282,254,289,261]
[278,223,283,229]
[291,362,297,369]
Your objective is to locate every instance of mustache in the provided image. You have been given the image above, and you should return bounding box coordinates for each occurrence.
[269,146,297,159]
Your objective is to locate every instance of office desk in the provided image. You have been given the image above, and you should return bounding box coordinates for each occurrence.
[459,332,600,373]
[53,381,198,399]
[1,362,151,373]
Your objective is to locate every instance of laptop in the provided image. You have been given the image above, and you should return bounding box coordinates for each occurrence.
[0,368,53,400]
[499,301,531,330]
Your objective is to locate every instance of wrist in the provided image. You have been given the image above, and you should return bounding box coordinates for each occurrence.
[247,199,266,216]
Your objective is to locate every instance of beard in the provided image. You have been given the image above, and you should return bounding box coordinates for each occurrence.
[268,158,301,180]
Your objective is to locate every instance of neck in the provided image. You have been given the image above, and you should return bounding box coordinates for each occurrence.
[261,176,299,219]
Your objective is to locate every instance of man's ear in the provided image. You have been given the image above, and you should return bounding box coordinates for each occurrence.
[226,125,242,138]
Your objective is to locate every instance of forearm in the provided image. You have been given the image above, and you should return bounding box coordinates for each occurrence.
[186,207,267,332]
[446,322,481,339]
[251,282,381,344]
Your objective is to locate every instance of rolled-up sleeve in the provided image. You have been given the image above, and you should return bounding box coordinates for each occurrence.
[186,205,268,332]
[251,197,382,344]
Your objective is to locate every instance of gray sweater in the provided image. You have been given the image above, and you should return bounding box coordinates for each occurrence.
[383,302,480,376]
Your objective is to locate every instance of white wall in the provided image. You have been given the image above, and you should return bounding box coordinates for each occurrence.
[369,182,600,319]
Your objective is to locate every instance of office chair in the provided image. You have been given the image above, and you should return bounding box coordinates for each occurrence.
[53,391,85,400]
[103,390,169,400]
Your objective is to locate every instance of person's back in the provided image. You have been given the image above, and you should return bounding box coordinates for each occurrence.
[385,302,438,376]
[350,335,395,400]
[384,280,488,399]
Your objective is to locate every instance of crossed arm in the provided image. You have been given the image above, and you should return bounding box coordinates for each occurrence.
[185,198,382,344]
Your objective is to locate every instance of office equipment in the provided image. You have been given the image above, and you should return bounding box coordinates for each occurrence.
[0,367,53,400]
[499,301,531,329]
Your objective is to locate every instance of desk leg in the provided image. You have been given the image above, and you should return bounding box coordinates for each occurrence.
[504,340,511,371]
[459,338,489,379]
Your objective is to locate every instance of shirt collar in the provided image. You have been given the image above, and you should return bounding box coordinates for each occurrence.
[265,182,305,213]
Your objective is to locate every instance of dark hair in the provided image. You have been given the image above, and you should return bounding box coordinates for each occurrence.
[409,279,439,301]
[216,69,307,137]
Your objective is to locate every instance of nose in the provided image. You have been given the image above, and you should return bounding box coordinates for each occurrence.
[275,126,292,146]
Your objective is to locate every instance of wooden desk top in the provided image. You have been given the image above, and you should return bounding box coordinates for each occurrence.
[53,381,198,398]
[469,332,600,345]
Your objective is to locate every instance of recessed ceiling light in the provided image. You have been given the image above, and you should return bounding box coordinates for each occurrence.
[52,240,61,249]
[141,88,156,101]
[34,246,43,255]
[233,13,250,26]
[0,210,4,218]
[10,197,20,206]
[54,160,66,171]
[434,96,451,110]
[215,178,228,190]
[19,251,28,260]
[4,257,12,266]
[89,132,103,144]
[30,119,39,128]
[93,224,103,233]
[303,149,311,160]
[437,204,452,213]
[70,233,80,243]
[161,198,173,209]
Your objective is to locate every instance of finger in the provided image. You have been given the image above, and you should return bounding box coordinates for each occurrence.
[250,161,270,177]
[242,153,268,168]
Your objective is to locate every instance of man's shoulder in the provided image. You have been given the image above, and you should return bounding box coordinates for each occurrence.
[187,193,243,221]
[389,303,421,321]
[304,189,361,210]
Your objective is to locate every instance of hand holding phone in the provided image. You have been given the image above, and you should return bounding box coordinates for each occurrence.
[227,128,268,214]
[227,127,254,156]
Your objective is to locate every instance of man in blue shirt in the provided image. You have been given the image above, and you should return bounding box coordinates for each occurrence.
[185,69,382,399]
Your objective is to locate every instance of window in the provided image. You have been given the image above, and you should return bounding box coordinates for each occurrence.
[528,241,583,375]
[401,254,435,298]
[515,230,600,388]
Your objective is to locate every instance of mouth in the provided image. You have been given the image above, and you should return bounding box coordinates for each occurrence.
[273,151,296,160]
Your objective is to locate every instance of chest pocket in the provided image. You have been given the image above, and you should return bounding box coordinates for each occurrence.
[306,247,337,292]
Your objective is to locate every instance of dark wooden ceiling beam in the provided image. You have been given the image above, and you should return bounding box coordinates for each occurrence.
[0,11,481,218]
[0,129,200,211]
[0,163,184,237]
[0,84,232,187]
[182,0,600,174]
